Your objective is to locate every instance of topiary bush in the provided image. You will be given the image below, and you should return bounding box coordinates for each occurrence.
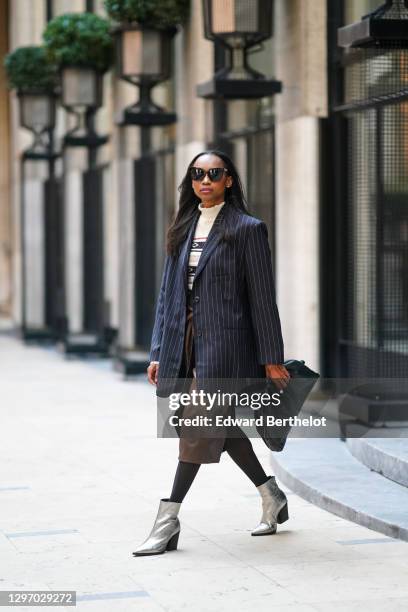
[4,46,58,93]
[43,12,114,72]
[104,0,190,29]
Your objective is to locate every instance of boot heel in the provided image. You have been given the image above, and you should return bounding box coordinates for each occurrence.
[166,530,180,551]
[277,503,289,524]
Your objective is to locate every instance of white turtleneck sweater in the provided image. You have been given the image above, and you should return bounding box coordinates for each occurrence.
[187,200,225,291]
[151,200,225,365]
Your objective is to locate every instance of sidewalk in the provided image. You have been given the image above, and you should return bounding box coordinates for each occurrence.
[1,331,408,612]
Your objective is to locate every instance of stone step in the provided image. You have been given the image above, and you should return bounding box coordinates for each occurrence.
[347,438,408,488]
[269,438,408,542]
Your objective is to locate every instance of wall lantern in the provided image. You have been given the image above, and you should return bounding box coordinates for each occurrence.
[18,91,58,160]
[197,0,282,99]
[4,45,59,159]
[338,0,408,49]
[43,12,113,148]
[61,67,107,148]
[113,24,177,126]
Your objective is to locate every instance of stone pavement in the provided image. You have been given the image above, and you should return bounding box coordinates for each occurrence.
[1,331,408,612]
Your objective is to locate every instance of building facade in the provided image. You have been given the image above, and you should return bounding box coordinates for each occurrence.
[1,0,406,385]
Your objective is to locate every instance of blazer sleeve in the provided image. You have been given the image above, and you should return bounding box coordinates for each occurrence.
[149,254,170,363]
[244,221,284,365]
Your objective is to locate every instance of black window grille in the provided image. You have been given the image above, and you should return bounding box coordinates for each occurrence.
[338,42,408,377]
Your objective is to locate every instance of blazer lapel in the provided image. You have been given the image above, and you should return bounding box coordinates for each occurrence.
[193,205,226,284]
[179,210,200,294]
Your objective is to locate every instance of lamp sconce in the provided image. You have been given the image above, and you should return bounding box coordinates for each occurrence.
[61,66,108,148]
[113,24,177,126]
[197,0,282,99]
[338,0,408,48]
[18,91,59,160]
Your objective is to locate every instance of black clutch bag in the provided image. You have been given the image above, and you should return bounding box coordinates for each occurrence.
[254,359,320,452]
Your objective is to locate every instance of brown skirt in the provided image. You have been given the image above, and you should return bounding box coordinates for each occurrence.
[177,303,229,464]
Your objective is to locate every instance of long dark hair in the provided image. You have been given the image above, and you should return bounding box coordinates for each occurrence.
[166,149,253,257]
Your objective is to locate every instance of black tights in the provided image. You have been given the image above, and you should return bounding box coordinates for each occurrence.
[169,432,269,503]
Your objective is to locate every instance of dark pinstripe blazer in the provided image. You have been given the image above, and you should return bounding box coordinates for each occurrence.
[150,202,284,398]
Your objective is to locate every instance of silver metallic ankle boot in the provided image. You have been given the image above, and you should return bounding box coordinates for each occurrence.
[132,498,181,556]
[251,476,289,536]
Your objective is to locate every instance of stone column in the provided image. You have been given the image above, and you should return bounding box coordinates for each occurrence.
[8,0,46,326]
[174,0,214,210]
[113,73,141,350]
[274,0,327,372]
[0,0,11,320]
[59,0,111,339]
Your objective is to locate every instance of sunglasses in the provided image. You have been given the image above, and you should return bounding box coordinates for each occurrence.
[190,167,229,182]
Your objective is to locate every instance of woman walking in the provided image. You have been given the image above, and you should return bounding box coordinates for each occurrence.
[133,150,290,557]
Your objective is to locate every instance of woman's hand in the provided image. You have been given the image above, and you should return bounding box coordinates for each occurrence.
[147,362,159,385]
[265,364,291,391]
